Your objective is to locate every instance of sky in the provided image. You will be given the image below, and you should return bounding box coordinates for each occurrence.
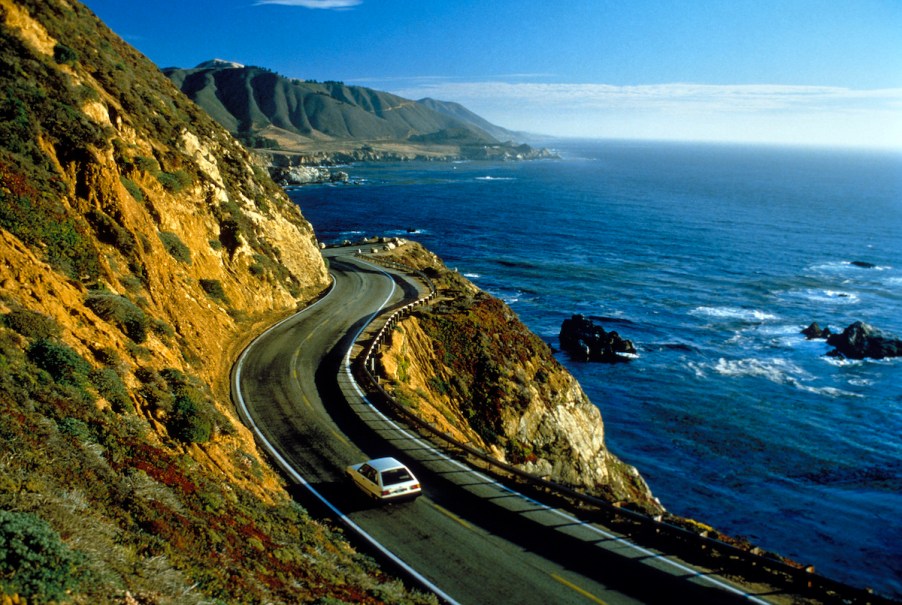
[81,0,902,149]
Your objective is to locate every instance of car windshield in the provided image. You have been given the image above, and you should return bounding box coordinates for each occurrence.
[381,468,413,486]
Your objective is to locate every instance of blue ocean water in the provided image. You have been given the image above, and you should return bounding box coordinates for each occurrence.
[289,140,902,598]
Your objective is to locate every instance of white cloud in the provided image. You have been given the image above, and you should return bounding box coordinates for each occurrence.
[255,0,361,8]
[386,81,902,149]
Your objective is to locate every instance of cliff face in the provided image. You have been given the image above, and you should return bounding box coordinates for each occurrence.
[373,243,662,513]
[0,1,432,603]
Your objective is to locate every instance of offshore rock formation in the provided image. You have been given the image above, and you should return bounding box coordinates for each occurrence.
[373,243,662,513]
[559,314,637,362]
[269,164,349,186]
[826,321,902,359]
[801,321,832,340]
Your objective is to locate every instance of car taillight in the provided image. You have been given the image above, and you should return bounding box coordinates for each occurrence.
[382,490,390,496]
[411,484,420,490]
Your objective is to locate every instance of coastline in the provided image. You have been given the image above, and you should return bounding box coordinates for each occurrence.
[292,143,902,600]
[344,237,893,604]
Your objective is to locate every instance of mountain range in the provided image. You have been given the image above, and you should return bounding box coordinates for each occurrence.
[164,59,548,162]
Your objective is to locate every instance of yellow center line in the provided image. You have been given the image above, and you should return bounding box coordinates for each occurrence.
[551,573,608,605]
[428,502,472,530]
[330,429,350,447]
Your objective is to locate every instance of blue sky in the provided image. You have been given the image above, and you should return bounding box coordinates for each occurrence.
[82,0,902,149]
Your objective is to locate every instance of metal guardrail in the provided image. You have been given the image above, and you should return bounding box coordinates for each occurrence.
[353,254,894,605]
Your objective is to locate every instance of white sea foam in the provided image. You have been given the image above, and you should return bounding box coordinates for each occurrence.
[697,357,861,397]
[784,288,861,305]
[475,176,516,181]
[823,356,865,368]
[463,272,481,279]
[690,306,779,322]
[808,260,892,274]
[712,357,810,382]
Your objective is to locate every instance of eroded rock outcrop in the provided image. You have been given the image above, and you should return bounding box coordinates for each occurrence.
[827,321,902,359]
[801,321,832,340]
[560,314,637,362]
[372,242,662,513]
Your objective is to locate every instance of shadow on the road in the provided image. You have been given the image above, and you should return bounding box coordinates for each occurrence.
[284,263,768,604]
[422,466,765,604]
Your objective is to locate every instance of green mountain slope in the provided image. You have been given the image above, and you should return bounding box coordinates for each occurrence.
[416,97,526,143]
[165,62,499,148]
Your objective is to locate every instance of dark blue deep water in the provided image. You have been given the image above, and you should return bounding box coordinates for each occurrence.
[289,140,902,598]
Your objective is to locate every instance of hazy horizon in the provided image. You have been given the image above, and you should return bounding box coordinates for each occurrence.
[83,0,902,150]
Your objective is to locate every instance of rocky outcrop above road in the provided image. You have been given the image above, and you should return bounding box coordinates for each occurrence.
[826,321,902,359]
[371,243,662,513]
[560,314,637,362]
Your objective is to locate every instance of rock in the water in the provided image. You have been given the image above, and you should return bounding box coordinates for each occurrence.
[801,322,832,340]
[826,321,902,359]
[850,261,876,269]
[560,314,637,362]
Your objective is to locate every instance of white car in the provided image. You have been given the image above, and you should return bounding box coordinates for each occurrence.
[346,457,422,502]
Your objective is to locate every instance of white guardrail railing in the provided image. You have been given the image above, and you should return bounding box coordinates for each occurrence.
[353,253,892,605]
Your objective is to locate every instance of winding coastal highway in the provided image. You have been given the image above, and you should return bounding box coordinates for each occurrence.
[232,247,778,605]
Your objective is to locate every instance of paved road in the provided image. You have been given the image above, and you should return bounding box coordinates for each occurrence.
[234,248,776,605]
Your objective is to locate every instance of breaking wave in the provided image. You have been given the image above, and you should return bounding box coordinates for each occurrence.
[690,306,779,322]
[689,357,861,398]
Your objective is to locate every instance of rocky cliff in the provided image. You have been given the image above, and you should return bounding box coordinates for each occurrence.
[371,243,662,513]
[0,1,432,602]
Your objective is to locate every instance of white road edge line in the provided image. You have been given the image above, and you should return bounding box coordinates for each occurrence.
[233,271,461,605]
[344,260,772,605]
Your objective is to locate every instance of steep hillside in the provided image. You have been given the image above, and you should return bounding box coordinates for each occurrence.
[416,97,527,143]
[0,0,432,603]
[164,62,555,164]
[370,243,663,513]
[164,62,496,148]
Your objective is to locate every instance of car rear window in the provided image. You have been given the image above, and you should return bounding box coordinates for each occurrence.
[381,468,413,486]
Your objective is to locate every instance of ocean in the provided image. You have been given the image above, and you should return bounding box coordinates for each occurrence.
[288,139,902,598]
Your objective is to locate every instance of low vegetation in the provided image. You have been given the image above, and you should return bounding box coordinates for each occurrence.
[0,0,429,602]
[1,304,436,604]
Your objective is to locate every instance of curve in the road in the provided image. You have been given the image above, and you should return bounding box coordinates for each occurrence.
[233,268,461,604]
[234,250,776,605]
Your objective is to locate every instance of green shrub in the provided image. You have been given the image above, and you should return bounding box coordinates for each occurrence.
[43,217,102,280]
[169,394,213,443]
[158,231,191,264]
[134,156,160,175]
[199,279,229,304]
[85,292,148,343]
[158,368,225,443]
[52,43,78,65]
[0,509,84,602]
[86,209,136,254]
[119,175,143,201]
[57,417,92,441]
[89,366,132,412]
[3,309,61,340]
[135,367,174,414]
[27,338,91,386]
[75,84,99,102]
[151,318,175,338]
[156,170,192,193]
